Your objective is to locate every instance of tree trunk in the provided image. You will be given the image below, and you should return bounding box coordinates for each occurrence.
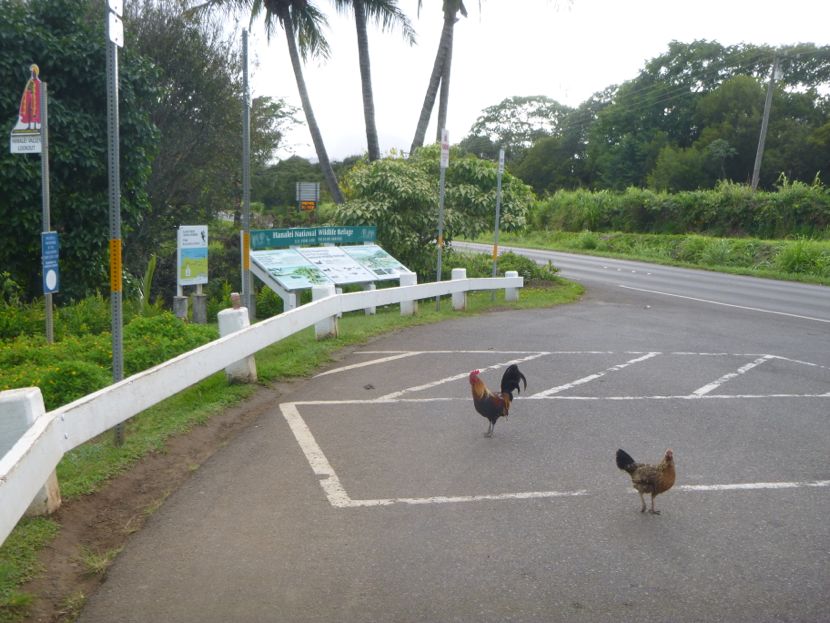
[409,11,455,156]
[281,12,344,203]
[353,0,380,161]
[435,22,454,142]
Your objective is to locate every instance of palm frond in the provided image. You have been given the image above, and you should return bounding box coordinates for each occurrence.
[292,2,331,60]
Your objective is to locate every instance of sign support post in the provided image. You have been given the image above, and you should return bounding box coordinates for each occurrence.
[435,129,449,310]
[241,29,253,320]
[491,148,505,300]
[106,0,125,446]
[40,82,54,341]
[10,64,55,341]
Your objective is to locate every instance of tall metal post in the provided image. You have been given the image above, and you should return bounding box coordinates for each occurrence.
[40,82,53,343]
[435,129,449,311]
[490,148,505,301]
[106,4,125,446]
[751,55,779,191]
[241,29,253,320]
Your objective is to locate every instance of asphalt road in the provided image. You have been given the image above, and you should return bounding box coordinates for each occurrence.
[80,252,830,623]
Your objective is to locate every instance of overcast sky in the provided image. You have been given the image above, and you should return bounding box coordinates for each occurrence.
[243,0,830,161]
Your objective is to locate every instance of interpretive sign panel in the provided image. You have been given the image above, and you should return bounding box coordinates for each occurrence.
[299,246,376,285]
[250,249,328,290]
[341,245,410,280]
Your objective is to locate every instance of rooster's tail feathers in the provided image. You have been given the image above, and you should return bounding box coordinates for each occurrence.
[500,364,527,396]
[616,448,637,473]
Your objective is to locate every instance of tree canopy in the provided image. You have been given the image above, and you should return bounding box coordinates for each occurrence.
[464,41,830,195]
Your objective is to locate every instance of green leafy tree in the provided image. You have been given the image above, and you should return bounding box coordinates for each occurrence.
[335,146,532,277]
[647,145,708,191]
[0,0,159,301]
[463,95,574,162]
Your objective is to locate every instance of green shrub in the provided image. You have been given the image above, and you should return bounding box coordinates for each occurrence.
[123,313,217,375]
[700,239,733,266]
[530,181,830,239]
[56,293,113,337]
[576,231,599,249]
[774,239,829,275]
[39,361,112,410]
[256,286,284,319]
[0,302,44,341]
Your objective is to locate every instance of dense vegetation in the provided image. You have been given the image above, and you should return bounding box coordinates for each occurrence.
[531,179,830,239]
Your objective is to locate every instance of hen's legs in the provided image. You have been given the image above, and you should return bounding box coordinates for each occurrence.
[649,494,661,515]
[639,492,647,513]
[484,421,494,437]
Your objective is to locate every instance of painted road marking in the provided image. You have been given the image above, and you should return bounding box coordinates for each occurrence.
[313,352,420,378]
[692,354,774,396]
[529,352,661,398]
[679,480,830,492]
[619,285,830,324]
[376,352,548,401]
[283,350,829,507]
[281,401,829,509]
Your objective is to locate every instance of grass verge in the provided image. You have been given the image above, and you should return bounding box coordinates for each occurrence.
[0,280,583,622]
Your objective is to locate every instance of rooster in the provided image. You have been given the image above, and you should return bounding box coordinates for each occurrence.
[616,448,676,515]
[469,364,527,437]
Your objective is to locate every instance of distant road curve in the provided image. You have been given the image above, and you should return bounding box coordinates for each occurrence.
[454,241,830,325]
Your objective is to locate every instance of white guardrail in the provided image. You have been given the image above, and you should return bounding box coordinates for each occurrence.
[0,271,522,546]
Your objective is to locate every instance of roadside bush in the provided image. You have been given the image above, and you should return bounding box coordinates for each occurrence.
[256,286,284,318]
[447,250,559,282]
[123,313,217,375]
[700,239,733,266]
[531,181,830,239]
[0,301,44,341]
[774,239,829,276]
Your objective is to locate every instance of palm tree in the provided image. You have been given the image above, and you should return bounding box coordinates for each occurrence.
[193,0,344,203]
[409,0,468,156]
[331,0,415,161]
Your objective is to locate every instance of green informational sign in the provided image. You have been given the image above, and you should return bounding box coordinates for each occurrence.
[250,226,376,250]
[316,226,376,245]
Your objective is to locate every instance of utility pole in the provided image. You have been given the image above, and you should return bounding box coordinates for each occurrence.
[751,54,780,191]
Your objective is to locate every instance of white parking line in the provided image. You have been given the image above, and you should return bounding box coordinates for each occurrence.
[376,352,548,400]
[313,352,420,378]
[529,352,660,398]
[280,402,830,509]
[680,480,830,492]
[281,350,829,509]
[692,354,774,396]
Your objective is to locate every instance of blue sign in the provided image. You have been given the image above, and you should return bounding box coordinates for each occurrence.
[41,231,59,294]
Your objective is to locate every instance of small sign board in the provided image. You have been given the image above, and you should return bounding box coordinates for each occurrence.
[177,225,208,287]
[300,201,316,212]
[296,182,320,202]
[41,231,59,294]
[440,129,449,169]
[10,64,42,154]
